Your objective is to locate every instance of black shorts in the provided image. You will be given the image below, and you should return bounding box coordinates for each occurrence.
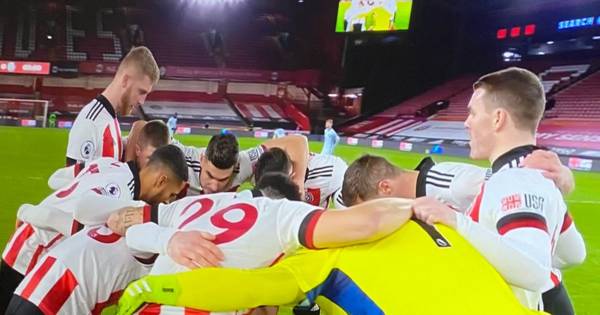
[5,294,44,315]
[542,282,574,315]
[0,260,24,313]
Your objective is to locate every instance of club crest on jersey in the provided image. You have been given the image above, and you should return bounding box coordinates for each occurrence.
[81,141,95,159]
[501,194,522,211]
[304,188,321,206]
[304,192,314,203]
[248,148,261,162]
[105,183,121,197]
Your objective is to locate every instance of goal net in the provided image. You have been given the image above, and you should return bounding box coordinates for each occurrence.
[0,98,50,127]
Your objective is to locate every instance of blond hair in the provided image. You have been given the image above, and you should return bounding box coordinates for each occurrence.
[118,46,160,84]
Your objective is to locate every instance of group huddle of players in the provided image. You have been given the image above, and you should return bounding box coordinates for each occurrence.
[0,47,587,315]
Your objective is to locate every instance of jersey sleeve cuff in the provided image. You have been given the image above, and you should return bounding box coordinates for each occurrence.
[298,209,325,249]
[158,227,179,256]
[143,204,160,224]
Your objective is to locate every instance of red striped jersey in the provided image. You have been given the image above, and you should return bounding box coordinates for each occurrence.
[128,191,323,275]
[13,226,153,314]
[2,159,141,275]
[66,95,122,165]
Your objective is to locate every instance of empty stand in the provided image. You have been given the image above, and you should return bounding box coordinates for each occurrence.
[547,69,600,120]
[539,64,589,93]
[348,117,423,138]
[378,75,476,117]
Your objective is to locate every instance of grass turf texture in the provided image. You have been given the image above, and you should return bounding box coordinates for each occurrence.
[0,126,597,314]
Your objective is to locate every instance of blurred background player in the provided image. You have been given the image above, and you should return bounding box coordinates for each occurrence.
[167,113,178,139]
[47,113,57,128]
[321,119,340,156]
[65,46,159,166]
[272,128,286,139]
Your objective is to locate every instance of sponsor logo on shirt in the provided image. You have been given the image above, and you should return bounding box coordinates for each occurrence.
[524,194,545,212]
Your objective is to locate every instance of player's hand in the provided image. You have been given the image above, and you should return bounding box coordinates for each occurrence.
[167,231,224,269]
[116,275,180,315]
[115,278,148,315]
[412,196,457,228]
[520,150,575,195]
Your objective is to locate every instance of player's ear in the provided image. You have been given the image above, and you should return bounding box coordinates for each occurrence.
[135,143,142,156]
[493,108,506,132]
[155,173,168,188]
[121,73,130,89]
[377,179,393,196]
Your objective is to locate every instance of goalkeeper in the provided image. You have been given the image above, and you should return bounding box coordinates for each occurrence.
[117,220,546,315]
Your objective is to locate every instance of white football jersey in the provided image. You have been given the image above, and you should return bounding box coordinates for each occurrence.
[171,141,265,196]
[129,191,323,275]
[66,96,122,165]
[2,158,141,275]
[127,191,323,315]
[460,146,566,309]
[415,157,489,211]
[13,226,153,314]
[304,153,348,208]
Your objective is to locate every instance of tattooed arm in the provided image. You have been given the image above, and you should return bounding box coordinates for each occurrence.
[107,206,148,236]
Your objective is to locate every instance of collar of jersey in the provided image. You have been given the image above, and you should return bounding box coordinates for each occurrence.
[250,188,263,198]
[491,144,540,174]
[127,161,141,199]
[415,156,435,197]
[96,94,117,119]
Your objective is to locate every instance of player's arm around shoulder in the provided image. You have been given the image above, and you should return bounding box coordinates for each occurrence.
[261,134,309,192]
[520,149,575,195]
[311,197,413,248]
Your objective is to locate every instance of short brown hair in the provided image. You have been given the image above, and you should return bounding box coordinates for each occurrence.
[473,67,545,133]
[119,46,160,84]
[138,120,170,148]
[342,154,400,206]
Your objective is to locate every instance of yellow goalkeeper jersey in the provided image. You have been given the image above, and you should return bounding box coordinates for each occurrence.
[280,220,546,315]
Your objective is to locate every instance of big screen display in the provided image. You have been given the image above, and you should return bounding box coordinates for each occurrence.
[336,0,413,32]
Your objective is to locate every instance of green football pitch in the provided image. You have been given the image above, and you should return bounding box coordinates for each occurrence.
[0,126,597,314]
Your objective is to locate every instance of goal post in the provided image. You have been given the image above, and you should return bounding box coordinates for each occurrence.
[0,98,50,127]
